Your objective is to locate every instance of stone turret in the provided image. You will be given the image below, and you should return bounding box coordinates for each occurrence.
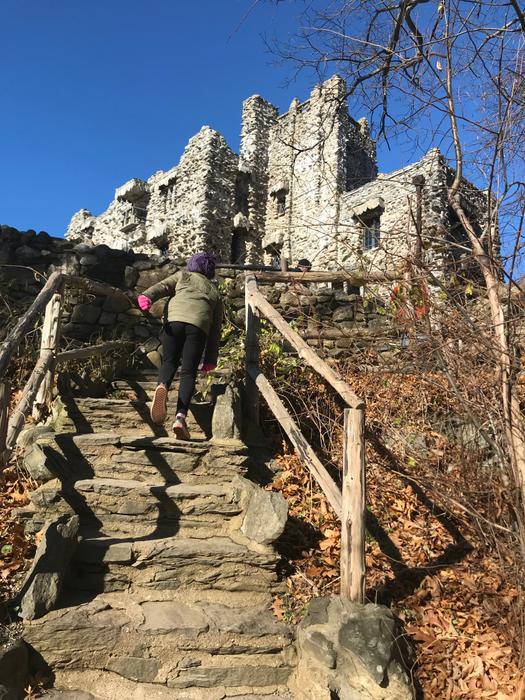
[236,96,278,263]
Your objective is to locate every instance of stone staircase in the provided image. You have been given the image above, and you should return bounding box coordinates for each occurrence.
[19,371,295,699]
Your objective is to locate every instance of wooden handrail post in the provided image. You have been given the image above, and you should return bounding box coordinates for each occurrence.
[341,407,366,602]
[0,381,10,469]
[245,273,260,425]
[0,271,63,379]
[4,349,54,462]
[33,290,63,421]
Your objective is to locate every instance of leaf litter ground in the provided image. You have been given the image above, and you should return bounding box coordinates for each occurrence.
[266,368,523,699]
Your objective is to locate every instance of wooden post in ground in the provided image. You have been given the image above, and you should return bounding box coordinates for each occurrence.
[280,255,289,272]
[0,382,10,469]
[5,349,54,461]
[33,291,63,420]
[341,407,366,602]
[245,273,260,425]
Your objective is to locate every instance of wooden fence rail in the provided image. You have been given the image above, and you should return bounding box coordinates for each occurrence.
[253,269,402,285]
[245,272,367,603]
[0,273,135,466]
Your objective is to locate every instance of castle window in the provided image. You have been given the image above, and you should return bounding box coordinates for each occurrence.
[121,205,147,232]
[134,206,147,222]
[276,191,286,216]
[361,216,381,251]
[159,176,177,211]
[231,230,246,264]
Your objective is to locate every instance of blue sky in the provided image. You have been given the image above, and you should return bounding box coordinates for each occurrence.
[0,0,419,237]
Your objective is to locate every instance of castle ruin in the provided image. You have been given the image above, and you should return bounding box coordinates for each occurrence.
[66,75,487,272]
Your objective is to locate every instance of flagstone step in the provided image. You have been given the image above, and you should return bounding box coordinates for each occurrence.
[21,370,297,698]
[28,432,247,485]
[53,397,211,439]
[67,532,279,594]
[27,477,246,538]
[24,592,295,691]
[49,670,294,700]
[111,378,228,402]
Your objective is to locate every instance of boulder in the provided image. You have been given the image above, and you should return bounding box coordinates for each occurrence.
[102,295,131,313]
[240,479,287,545]
[71,304,101,325]
[79,254,99,267]
[333,306,355,322]
[17,425,54,450]
[19,514,79,620]
[289,597,414,700]
[212,385,242,440]
[0,639,28,700]
[146,350,162,369]
[124,265,139,288]
[72,243,93,254]
[99,311,117,326]
[23,442,56,484]
[149,299,166,319]
[61,323,97,341]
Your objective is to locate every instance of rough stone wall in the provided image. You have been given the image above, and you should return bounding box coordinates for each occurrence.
[262,76,378,269]
[1,228,397,363]
[264,76,345,267]
[338,148,449,274]
[344,116,378,191]
[66,127,238,261]
[158,126,238,261]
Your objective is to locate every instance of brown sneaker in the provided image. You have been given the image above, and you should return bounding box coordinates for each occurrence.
[150,385,168,424]
[173,414,191,441]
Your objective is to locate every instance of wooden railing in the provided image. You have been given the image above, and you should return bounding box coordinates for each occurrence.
[245,271,368,602]
[0,272,133,466]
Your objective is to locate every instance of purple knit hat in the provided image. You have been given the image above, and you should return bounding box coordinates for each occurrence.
[186,251,217,279]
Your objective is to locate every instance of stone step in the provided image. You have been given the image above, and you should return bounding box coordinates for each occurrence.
[28,477,246,538]
[24,592,295,694]
[67,532,279,594]
[28,432,247,486]
[111,377,230,403]
[118,368,232,382]
[50,670,294,700]
[54,397,212,439]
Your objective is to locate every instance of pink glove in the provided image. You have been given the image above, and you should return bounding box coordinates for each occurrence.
[201,363,216,374]
[137,294,152,311]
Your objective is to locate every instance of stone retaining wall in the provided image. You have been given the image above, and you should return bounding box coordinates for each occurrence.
[1,227,398,366]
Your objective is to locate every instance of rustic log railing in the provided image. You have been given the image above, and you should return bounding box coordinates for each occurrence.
[245,271,369,602]
[0,273,132,466]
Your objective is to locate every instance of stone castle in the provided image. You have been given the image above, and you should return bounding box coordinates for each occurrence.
[66,75,486,271]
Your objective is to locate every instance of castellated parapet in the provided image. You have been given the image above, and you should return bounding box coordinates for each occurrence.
[66,75,488,274]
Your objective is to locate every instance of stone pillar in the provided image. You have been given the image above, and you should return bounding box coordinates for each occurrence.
[239,96,279,263]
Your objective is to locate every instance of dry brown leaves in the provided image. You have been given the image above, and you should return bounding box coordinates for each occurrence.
[268,368,523,698]
[0,463,34,604]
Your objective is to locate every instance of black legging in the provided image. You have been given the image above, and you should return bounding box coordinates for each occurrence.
[158,322,207,414]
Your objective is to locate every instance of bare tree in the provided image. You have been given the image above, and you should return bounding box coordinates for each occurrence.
[267,0,525,512]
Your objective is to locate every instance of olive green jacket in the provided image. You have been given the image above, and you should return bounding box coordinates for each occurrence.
[143,271,223,364]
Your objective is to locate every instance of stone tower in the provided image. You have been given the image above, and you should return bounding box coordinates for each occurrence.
[236,95,279,263]
[262,75,377,268]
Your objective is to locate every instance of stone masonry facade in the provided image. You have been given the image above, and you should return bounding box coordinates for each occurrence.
[66,75,488,274]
